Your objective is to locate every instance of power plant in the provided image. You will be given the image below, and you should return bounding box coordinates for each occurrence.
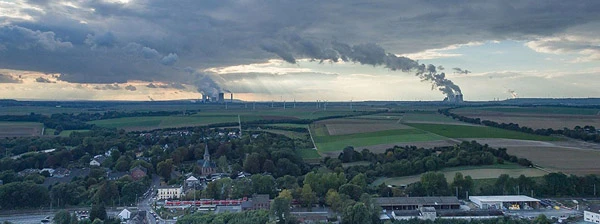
[202,92,233,104]
[444,94,464,104]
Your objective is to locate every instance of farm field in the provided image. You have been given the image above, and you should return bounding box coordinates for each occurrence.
[311,126,446,153]
[506,146,600,176]
[372,164,547,187]
[58,129,90,137]
[454,106,600,115]
[453,106,600,129]
[89,109,362,131]
[400,112,472,125]
[258,129,308,139]
[0,122,43,137]
[315,118,411,136]
[406,123,560,141]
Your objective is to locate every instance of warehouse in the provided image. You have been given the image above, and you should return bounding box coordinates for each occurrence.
[469,195,540,210]
[374,197,460,211]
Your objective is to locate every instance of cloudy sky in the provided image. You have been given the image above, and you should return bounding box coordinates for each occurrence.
[1,0,599,101]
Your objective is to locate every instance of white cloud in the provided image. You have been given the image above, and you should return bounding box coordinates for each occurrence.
[526,35,600,63]
[399,42,483,60]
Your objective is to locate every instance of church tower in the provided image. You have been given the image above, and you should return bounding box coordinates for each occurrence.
[203,143,210,162]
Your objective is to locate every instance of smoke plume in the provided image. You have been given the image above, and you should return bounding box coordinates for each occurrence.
[261,37,464,99]
[507,89,518,99]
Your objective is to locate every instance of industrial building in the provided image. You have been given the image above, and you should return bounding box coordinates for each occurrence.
[469,195,540,210]
[374,197,460,211]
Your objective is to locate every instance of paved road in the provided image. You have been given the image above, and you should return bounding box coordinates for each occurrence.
[0,210,120,224]
[137,174,164,224]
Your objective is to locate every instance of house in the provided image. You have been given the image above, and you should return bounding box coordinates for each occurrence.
[130,165,147,180]
[185,176,200,188]
[196,143,217,176]
[17,168,41,177]
[118,208,131,220]
[53,168,70,178]
[585,204,600,223]
[40,168,56,176]
[157,186,183,200]
[90,155,106,166]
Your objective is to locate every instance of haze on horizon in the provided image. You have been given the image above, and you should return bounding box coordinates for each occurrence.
[1,0,600,101]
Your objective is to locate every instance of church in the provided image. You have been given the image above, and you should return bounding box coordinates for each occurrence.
[196,142,217,176]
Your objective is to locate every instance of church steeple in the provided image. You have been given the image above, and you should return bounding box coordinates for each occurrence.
[203,142,210,162]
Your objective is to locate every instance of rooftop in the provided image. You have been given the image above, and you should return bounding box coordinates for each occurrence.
[374,197,460,206]
[469,195,540,202]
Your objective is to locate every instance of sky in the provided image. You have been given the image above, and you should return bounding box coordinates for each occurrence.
[1,0,600,101]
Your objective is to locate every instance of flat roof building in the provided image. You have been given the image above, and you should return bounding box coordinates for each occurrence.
[374,197,460,211]
[584,204,600,224]
[469,195,540,210]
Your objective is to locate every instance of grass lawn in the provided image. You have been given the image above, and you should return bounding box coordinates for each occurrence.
[58,129,90,137]
[407,123,560,141]
[371,164,547,187]
[296,148,321,159]
[312,128,446,152]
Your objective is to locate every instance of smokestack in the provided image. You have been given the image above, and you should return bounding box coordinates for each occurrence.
[218,92,225,103]
[230,93,233,103]
[202,94,209,103]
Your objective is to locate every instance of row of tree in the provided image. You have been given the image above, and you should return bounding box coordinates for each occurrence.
[439,107,600,142]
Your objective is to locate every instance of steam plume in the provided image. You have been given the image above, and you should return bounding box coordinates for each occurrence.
[507,89,518,99]
[261,37,464,99]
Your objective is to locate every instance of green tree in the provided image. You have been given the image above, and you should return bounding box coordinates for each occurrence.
[89,204,107,221]
[342,202,371,224]
[325,189,343,213]
[157,159,173,181]
[339,184,363,201]
[54,210,72,224]
[350,173,367,190]
[243,153,261,174]
[251,174,276,197]
[271,196,292,224]
[421,171,449,196]
[301,184,317,210]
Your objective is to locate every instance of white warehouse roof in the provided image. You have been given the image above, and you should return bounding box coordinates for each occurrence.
[470,195,540,202]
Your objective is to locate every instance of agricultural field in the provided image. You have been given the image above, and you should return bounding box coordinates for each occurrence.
[296,148,321,160]
[311,126,446,153]
[453,106,600,129]
[372,164,547,187]
[0,122,43,137]
[316,118,412,136]
[506,146,600,176]
[258,129,308,139]
[406,123,560,141]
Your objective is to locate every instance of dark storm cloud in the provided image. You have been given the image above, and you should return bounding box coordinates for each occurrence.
[2,0,600,94]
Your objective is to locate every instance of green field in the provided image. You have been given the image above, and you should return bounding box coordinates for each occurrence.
[407,123,560,141]
[454,106,600,115]
[372,164,547,187]
[296,148,321,160]
[401,112,465,123]
[259,129,308,139]
[312,128,446,152]
[59,129,90,137]
[263,123,308,128]
[88,109,361,130]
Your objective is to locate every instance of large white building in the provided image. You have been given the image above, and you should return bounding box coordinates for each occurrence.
[585,205,600,223]
[469,195,540,210]
[157,186,183,200]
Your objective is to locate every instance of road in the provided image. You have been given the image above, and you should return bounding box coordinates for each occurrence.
[136,174,166,224]
[0,209,120,224]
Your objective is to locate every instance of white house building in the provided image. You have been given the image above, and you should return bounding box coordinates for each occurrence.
[585,205,600,223]
[118,209,131,220]
[157,186,183,200]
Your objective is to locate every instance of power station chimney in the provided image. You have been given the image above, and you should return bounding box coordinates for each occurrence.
[230,93,233,103]
[218,92,225,104]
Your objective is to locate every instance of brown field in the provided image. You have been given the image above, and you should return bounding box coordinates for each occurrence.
[0,122,43,137]
[462,138,600,176]
[456,112,600,130]
[506,146,600,176]
[315,118,412,136]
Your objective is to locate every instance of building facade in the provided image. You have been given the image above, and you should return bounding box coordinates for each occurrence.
[157,186,183,200]
[585,205,600,223]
